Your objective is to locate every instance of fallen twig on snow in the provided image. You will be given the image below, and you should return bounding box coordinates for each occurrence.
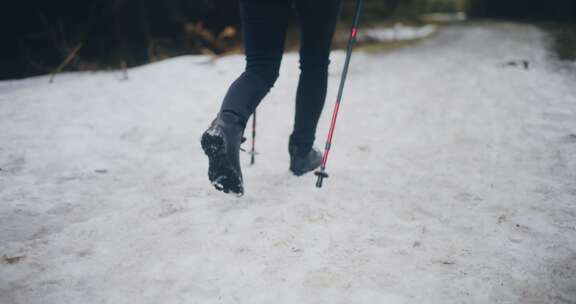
[49,43,82,83]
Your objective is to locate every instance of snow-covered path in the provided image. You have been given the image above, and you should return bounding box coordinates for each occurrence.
[1,23,575,304]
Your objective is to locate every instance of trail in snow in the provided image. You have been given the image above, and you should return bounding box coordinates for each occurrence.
[1,22,575,304]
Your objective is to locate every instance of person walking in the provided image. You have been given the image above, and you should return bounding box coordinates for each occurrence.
[201,0,342,196]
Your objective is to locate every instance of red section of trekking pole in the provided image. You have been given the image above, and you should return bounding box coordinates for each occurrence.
[315,0,363,188]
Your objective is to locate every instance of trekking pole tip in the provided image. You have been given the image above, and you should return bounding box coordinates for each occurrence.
[316,177,323,188]
[314,170,329,188]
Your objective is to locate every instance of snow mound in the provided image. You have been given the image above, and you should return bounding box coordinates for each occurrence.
[359,24,437,42]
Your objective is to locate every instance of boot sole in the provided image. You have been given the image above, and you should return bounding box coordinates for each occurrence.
[290,164,320,177]
[201,131,244,196]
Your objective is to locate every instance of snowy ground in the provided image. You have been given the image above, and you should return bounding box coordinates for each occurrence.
[1,22,576,304]
[359,23,437,42]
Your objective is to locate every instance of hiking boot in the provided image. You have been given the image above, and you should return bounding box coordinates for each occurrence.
[289,145,323,176]
[201,112,245,196]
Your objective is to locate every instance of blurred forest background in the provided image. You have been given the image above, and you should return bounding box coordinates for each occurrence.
[1,0,575,80]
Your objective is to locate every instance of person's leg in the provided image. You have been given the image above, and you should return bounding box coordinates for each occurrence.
[290,0,341,152]
[219,0,292,124]
[202,0,292,195]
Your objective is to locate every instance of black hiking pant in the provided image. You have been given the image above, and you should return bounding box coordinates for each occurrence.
[220,0,342,151]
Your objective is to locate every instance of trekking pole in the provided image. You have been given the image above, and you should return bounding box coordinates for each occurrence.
[250,110,257,165]
[315,0,363,188]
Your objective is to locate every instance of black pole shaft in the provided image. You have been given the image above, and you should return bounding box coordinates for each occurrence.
[250,110,256,165]
[315,0,363,188]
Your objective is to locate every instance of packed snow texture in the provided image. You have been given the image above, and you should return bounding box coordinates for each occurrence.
[1,23,576,304]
